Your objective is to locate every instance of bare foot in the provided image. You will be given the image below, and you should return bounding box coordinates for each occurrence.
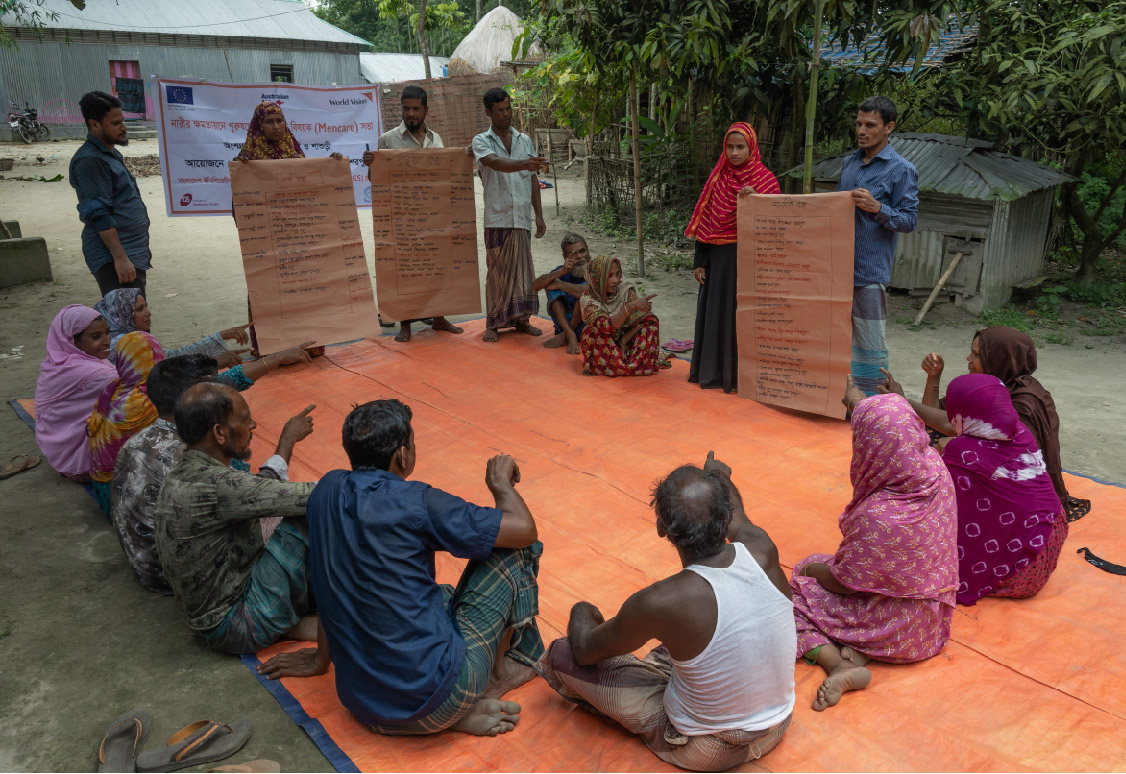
[566,337,581,355]
[432,317,463,334]
[839,646,871,667]
[812,663,871,711]
[483,328,499,343]
[542,332,568,349]
[450,699,521,737]
[395,323,412,343]
[483,655,537,701]
[513,320,543,337]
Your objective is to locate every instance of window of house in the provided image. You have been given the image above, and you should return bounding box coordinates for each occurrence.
[270,64,294,83]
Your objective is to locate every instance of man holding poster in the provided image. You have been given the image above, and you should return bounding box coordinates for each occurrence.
[363,84,465,343]
[838,96,918,396]
[472,88,549,343]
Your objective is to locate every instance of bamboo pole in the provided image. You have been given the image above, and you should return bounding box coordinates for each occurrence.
[913,253,965,326]
[802,0,825,194]
[547,133,559,215]
[630,73,645,278]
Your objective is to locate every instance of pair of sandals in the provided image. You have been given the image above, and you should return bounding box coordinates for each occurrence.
[0,453,40,480]
[97,710,273,773]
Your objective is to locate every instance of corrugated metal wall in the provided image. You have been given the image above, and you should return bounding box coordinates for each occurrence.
[0,40,362,124]
[977,189,1054,308]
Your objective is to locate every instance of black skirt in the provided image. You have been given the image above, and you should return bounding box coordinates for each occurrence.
[688,241,738,393]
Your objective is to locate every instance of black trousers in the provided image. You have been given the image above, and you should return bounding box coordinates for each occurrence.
[92,262,147,298]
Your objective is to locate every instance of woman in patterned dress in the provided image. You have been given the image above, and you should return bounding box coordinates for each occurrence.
[578,255,670,377]
[941,374,1067,604]
[790,390,958,711]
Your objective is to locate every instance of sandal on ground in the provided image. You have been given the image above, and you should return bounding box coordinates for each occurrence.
[661,339,694,353]
[0,453,40,480]
[136,719,250,773]
[98,708,153,773]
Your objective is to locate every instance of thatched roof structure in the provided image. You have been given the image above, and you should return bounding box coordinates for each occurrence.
[448,5,540,76]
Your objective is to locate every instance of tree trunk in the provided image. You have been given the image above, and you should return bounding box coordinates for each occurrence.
[476,0,482,22]
[630,74,645,278]
[418,0,431,79]
[1063,153,1106,284]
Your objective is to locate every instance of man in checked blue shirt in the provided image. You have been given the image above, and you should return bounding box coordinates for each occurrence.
[69,91,152,297]
[837,96,918,396]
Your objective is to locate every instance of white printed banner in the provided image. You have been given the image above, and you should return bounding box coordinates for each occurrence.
[154,77,383,216]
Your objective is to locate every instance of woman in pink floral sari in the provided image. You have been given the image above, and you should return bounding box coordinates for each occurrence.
[790,392,958,711]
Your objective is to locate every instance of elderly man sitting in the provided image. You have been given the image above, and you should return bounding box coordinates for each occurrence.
[110,352,315,595]
[155,382,318,654]
[537,453,796,772]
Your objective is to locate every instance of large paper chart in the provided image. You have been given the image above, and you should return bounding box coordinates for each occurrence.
[369,148,481,321]
[231,157,382,353]
[736,192,855,419]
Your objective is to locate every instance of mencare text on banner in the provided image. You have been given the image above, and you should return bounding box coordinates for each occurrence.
[736,191,855,419]
[155,78,383,216]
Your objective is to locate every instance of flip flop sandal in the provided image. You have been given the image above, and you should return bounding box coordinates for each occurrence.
[0,453,40,480]
[661,339,693,353]
[136,719,250,773]
[98,708,153,773]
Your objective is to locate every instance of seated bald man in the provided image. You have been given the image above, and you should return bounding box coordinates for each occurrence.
[155,382,318,654]
[538,453,796,772]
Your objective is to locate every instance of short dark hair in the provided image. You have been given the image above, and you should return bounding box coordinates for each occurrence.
[401,84,428,107]
[80,91,122,127]
[483,87,510,111]
[147,354,220,416]
[174,382,235,446]
[651,465,732,563]
[561,232,587,253]
[858,95,897,126]
[342,399,413,471]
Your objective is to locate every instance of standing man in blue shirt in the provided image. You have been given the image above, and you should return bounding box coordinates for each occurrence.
[70,91,152,297]
[837,96,918,396]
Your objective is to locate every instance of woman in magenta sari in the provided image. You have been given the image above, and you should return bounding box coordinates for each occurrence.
[790,392,958,711]
[942,374,1067,604]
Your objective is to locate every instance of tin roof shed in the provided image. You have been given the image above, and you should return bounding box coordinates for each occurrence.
[359,53,449,84]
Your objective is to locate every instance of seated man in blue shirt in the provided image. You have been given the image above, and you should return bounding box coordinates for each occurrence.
[532,232,589,355]
[69,91,153,297]
[836,95,918,396]
[258,399,545,738]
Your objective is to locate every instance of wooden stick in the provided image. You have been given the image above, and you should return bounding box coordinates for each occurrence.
[913,252,965,326]
[630,74,645,278]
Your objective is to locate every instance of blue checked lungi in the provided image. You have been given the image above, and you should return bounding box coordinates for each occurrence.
[851,283,889,396]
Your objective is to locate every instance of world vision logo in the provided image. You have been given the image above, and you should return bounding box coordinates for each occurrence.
[362,92,374,102]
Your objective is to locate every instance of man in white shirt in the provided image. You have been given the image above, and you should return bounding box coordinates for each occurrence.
[471,88,549,343]
[362,85,465,342]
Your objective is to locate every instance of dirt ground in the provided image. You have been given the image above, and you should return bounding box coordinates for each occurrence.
[1,138,1124,771]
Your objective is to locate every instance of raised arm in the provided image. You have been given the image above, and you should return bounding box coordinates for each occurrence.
[703,451,791,599]
[878,368,954,436]
[486,454,537,548]
[477,152,547,174]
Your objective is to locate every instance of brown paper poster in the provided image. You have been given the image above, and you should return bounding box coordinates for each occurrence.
[378,73,504,149]
[736,192,855,419]
[230,157,382,354]
[369,148,481,321]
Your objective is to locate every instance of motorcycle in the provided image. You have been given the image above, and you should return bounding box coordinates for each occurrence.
[7,101,50,144]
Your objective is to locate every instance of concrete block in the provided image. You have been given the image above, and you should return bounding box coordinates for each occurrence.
[2,220,22,238]
[0,236,53,287]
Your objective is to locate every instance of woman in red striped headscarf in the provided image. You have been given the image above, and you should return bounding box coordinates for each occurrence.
[685,122,780,393]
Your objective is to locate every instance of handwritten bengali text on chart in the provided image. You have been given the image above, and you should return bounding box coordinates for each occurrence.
[369,148,481,321]
[736,192,854,419]
[231,157,382,353]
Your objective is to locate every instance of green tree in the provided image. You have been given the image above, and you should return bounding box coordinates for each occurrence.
[1,0,85,49]
[939,1,1126,282]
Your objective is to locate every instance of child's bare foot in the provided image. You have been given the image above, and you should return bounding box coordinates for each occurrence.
[450,699,521,736]
[543,332,568,349]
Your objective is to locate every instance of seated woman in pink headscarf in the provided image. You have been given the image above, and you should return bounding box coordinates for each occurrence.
[941,374,1067,604]
[578,255,670,377]
[790,387,958,711]
[34,305,118,480]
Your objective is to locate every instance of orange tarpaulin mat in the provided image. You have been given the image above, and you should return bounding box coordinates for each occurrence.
[16,317,1125,771]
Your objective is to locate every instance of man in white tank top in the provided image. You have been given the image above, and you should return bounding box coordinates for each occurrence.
[536,453,796,771]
